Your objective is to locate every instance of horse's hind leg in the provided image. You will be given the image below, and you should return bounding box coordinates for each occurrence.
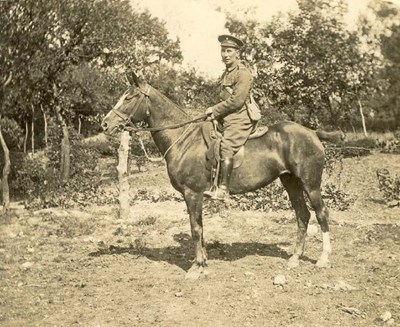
[183,188,207,278]
[304,188,331,268]
[280,173,311,268]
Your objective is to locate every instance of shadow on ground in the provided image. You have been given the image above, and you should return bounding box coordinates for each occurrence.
[89,233,315,271]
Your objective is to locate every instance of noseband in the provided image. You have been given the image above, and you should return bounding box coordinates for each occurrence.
[112,84,151,129]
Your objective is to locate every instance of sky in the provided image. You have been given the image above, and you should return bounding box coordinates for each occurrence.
[131,0,400,78]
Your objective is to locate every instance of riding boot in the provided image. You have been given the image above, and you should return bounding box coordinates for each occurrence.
[213,157,234,201]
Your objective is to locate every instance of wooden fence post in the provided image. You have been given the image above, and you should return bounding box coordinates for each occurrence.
[117,131,131,219]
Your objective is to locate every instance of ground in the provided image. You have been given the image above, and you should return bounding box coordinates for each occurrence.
[1,153,399,327]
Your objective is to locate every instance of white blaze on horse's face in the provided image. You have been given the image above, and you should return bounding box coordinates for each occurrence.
[102,90,130,134]
[113,91,129,112]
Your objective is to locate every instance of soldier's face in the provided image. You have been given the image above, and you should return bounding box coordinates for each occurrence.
[221,47,239,66]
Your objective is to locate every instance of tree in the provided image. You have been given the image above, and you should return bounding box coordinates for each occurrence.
[1,0,183,189]
[372,0,400,130]
[0,0,48,210]
[225,0,386,130]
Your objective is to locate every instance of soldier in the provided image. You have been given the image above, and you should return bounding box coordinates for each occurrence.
[204,34,257,201]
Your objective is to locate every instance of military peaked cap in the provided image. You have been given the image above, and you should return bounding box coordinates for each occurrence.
[218,34,244,49]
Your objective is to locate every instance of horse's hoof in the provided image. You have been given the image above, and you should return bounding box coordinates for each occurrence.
[287,257,299,269]
[185,265,204,280]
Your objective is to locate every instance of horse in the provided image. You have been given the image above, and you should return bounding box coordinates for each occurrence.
[101,75,341,277]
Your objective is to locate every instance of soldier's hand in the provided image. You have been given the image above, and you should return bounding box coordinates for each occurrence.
[205,107,214,120]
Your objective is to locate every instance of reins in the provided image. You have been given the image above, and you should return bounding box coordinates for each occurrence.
[135,123,195,162]
[114,84,208,161]
[124,114,207,133]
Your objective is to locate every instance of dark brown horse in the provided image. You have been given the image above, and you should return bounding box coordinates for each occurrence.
[102,76,340,277]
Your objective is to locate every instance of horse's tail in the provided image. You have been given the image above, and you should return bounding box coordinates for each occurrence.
[315,129,346,143]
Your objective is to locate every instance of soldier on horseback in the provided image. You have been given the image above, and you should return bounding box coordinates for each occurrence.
[204,34,259,201]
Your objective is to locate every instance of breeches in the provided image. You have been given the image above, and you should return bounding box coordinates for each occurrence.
[219,118,254,158]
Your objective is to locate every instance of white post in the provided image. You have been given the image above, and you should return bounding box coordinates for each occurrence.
[358,97,368,137]
[117,131,131,219]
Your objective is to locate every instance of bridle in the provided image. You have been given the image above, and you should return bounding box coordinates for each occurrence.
[111,84,207,133]
[108,83,209,161]
[111,84,151,130]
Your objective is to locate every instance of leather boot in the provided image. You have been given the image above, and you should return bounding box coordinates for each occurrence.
[213,157,234,201]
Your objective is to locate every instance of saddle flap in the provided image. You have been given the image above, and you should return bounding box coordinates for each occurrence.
[249,126,269,139]
[201,121,254,170]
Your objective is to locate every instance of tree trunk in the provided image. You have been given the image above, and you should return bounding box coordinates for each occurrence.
[357,97,368,137]
[41,104,48,148]
[117,131,131,220]
[31,104,35,153]
[24,120,28,154]
[0,117,11,213]
[55,106,70,184]
[323,94,337,126]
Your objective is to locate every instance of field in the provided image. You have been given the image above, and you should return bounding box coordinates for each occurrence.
[1,152,399,327]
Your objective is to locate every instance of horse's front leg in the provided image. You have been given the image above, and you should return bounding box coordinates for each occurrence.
[183,188,207,278]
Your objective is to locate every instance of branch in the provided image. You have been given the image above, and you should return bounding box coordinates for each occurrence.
[3,72,12,88]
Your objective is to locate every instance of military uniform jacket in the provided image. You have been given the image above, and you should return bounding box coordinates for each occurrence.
[211,60,253,124]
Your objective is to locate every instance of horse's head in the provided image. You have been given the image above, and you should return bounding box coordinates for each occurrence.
[102,73,150,135]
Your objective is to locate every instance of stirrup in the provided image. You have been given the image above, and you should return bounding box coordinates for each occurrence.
[204,186,230,201]
[203,189,216,198]
[213,186,230,201]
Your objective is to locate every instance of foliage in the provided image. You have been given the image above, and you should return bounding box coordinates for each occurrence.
[344,137,377,149]
[224,0,387,129]
[45,118,99,175]
[58,64,125,123]
[376,168,400,207]
[12,152,52,200]
[82,136,119,157]
[231,182,291,211]
[364,1,400,131]
[130,176,354,212]
[324,145,344,175]
[0,117,23,150]
[36,174,117,209]
[132,188,183,204]
[1,0,183,136]
[321,183,356,211]
[378,133,400,154]
[13,130,118,209]
[177,69,220,110]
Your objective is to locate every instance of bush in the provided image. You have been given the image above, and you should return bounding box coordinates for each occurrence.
[376,168,400,207]
[12,153,56,200]
[231,182,291,211]
[376,131,400,154]
[81,134,119,157]
[45,119,100,174]
[321,183,356,211]
[344,137,377,149]
[12,126,118,209]
[0,117,23,150]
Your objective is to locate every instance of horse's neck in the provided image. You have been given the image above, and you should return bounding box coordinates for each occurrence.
[147,89,190,156]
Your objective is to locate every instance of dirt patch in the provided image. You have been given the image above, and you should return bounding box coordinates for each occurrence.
[1,153,399,326]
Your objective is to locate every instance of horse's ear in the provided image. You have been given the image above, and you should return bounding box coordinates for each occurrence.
[126,71,144,87]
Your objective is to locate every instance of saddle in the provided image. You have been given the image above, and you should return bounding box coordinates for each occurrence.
[201,121,269,171]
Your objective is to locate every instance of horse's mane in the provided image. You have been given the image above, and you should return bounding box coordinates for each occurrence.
[150,85,190,118]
